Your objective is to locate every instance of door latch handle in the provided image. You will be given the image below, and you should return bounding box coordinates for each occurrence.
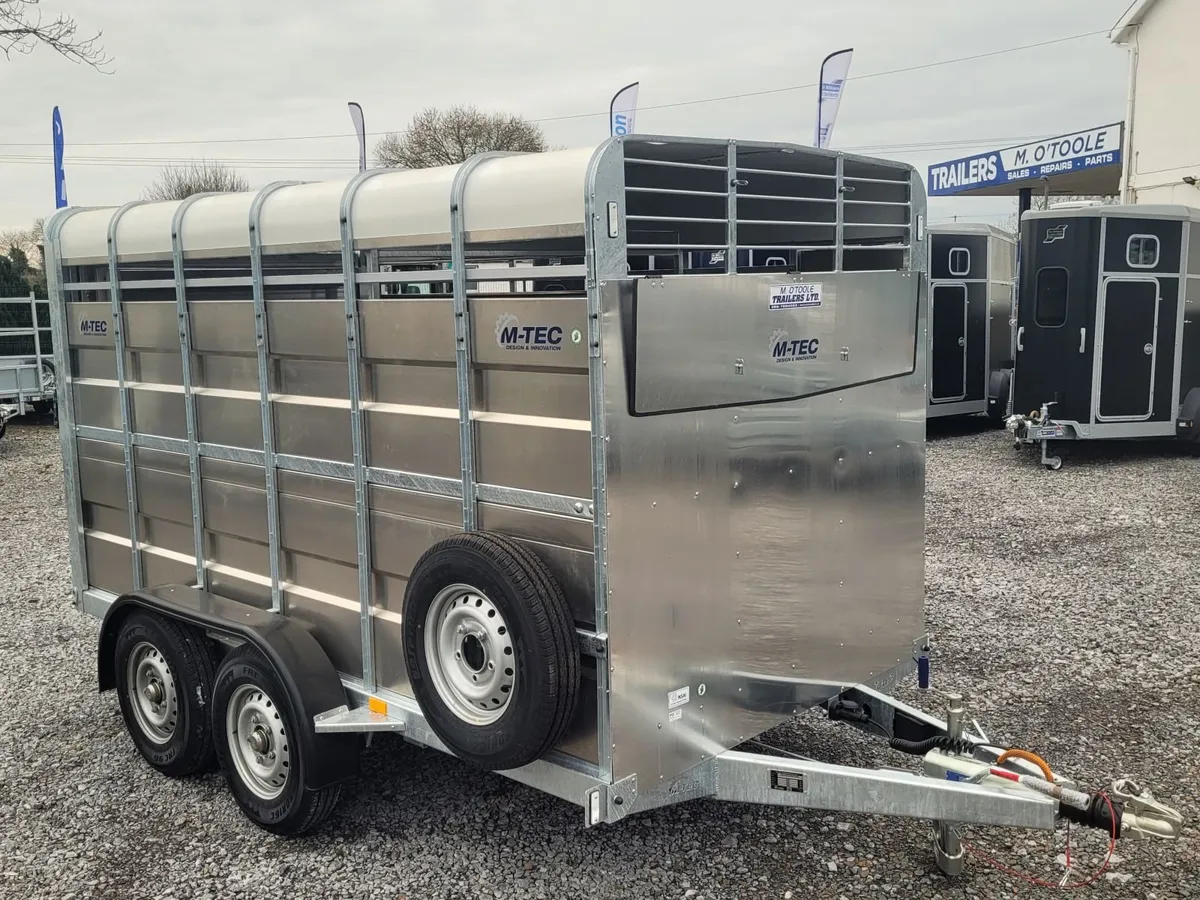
[1079,327,1086,353]
[1016,326,1024,351]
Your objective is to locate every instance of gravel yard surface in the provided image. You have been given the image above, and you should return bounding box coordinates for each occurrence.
[1,420,1197,899]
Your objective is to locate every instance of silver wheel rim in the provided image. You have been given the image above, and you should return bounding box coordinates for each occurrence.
[225,684,290,800]
[424,583,515,725]
[126,641,178,745]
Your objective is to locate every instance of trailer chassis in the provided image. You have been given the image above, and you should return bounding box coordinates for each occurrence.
[85,585,1181,877]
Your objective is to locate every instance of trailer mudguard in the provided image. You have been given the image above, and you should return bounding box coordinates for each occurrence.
[98,585,360,790]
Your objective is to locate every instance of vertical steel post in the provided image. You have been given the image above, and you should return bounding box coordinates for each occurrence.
[835,153,846,272]
[725,140,738,275]
[171,193,219,589]
[340,170,388,693]
[44,208,92,604]
[106,202,148,590]
[449,152,514,531]
[249,182,302,613]
[583,137,627,783]
[29,293,42,388]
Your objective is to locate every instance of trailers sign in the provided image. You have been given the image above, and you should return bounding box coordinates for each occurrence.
[926,124,1122,196]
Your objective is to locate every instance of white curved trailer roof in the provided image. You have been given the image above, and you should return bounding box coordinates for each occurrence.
[57,147,599,262]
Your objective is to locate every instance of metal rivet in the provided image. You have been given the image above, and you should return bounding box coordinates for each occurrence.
[652,501,657,507]
[657,723,662,729]
[574,501,584,513]
[694,492,700,499]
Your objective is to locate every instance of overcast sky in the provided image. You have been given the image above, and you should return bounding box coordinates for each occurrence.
[2,0,1135,231]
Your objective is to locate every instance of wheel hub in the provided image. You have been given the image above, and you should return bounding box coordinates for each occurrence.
[226,685,290,800]
[247,726,271,755]
[425,584,515,725]
[126,642,178,745]
[143,679,165,705]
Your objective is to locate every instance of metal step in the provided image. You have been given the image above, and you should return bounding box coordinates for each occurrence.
[313,704,406,734]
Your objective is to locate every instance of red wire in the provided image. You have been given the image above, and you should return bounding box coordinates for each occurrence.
[959,793,1118,890]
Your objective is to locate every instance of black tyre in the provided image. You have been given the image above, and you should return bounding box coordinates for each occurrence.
[212,645,341,835]
[403,532,580,771]
[986,368,1012,425]
[113,611,216,777]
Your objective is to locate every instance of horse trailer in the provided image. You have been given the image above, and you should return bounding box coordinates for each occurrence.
[44,135,1180,873]
[926,225,1016,421]
[1008,204,1200,469]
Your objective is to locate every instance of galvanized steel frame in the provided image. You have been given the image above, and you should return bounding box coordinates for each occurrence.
[44,207,95,603]
[583,137,626,781]
[339,169,390,692]
[725,140,738,275]
[171,192,221,588]
[835,154,846,272]
[249,181,303,613]
[106,201,148,591]
[450,151,518,531]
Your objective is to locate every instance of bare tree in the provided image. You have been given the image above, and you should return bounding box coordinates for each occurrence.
[0,0,110,69]
[374,106,549,169]
[0,218,43,263]
[142,161,251,202]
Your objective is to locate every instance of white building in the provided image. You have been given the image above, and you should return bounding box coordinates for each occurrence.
[1111,0,1200,205]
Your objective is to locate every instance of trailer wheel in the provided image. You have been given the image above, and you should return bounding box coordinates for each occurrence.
[113,611,216,777]
[986,368,1012,425]
[212,645,341,835]
[403,532,580,771]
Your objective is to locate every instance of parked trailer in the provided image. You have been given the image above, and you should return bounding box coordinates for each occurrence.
[0,293,57,438]
[1008,204,1200,469]
[45,135,1180,875]
[926,225,1017,421]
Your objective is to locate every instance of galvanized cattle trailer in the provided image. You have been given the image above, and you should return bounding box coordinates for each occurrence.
[45,135,1180,873]
[926,225,1016,421]
[1008,204,1200,469]
[0,293,57,437]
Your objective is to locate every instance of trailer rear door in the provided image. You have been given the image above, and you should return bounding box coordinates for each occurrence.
[1095,277,1159,420]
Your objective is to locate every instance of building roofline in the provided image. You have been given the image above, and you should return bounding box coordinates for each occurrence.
[1111,0,1156,43]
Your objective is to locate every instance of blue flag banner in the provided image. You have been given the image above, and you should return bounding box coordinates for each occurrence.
[815,49,853,150]
[609,82,639,137]
[52,106,68,208]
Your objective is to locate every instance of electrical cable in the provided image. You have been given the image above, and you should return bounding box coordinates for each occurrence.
[959,792,1118,889]
[996,747,1055,781]
[0,29,1108,151]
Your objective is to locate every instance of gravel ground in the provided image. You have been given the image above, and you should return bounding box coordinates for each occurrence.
[1,419,1197,899]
